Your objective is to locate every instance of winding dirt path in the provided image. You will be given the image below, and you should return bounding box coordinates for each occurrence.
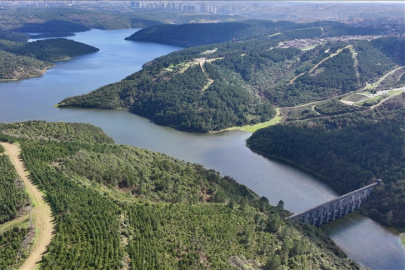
[289,45,352,84]
[0,142,54,270]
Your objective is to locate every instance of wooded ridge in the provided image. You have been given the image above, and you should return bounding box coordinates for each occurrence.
[0,121,358,269]
[247,93,405,228]
[59,36,404,132]
[0,38,99,81]
[125,20,381,47]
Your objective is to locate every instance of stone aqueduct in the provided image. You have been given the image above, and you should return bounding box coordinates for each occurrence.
[288,180,382,226]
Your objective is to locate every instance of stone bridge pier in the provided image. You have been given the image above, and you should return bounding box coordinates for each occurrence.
[288,180,382,226]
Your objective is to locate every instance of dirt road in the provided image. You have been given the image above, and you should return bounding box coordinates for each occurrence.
[0,142,54,270]
[0,214,29,234]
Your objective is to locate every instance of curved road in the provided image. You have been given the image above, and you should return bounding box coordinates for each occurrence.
[0,142,54,270]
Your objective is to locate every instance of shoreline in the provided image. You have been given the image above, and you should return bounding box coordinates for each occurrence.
[55,106,283,134]
[0,66,53,82]
[213,108,283,134]
[246,146,326,181]
[401,233,405,248]
[247,144,405,234]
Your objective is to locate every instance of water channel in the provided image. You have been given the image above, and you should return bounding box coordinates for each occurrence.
[0,28,404,269]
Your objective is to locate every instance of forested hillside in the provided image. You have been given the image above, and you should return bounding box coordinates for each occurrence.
[0,146,29,225]
[247,93,405,227]
[0,38,99,80]
[0,7,163,31]
[0,50,50,81]
[0,121,114,144]
[59,36,404,131]
[58,41,278,132]
[0,227,33,269]
[0,6,243,34]
[0,121,358,269]
[125,20,380,47]
[0,30,29,42]
[0,38,99,61]
[0,143,32,269]
[12,19,90,33]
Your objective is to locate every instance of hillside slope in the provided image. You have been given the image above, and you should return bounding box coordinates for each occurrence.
[0,38,99,81]
[247,94,405,228]
[0,121,358,269]
[0,38,99,62]
[58,36,403,132]
[125,20,380,47]
[0,50,50,81]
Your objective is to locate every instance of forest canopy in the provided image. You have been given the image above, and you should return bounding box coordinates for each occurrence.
[126,20,380,47]
[59,36,404,131]
[0,38,99,80]
[0,121,358,269]
[247,94,405,227]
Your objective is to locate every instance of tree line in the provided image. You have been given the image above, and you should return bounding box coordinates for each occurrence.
[247,93,405,227]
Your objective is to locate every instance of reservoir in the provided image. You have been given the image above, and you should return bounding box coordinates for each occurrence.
[0,28,404,269]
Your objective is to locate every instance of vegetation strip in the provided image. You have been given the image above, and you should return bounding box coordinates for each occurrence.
[0,214,29,234]
[0,142,54,270]
[220,108,282,133]
[247,93,405,227]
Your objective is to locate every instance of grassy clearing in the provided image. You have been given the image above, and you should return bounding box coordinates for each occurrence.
[219,108,282,133]
[401,233,405,247]
[388,89,404,96]
[363,82,377,90]
[200,48,217,55]
[301,45,317,51]
[357,95,383,106]
[201,79,214,92]
[268,32,281,37]
[348,87,405,106]
[345,93,369,103]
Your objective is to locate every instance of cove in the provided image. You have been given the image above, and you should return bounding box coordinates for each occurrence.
[0,28,404,269]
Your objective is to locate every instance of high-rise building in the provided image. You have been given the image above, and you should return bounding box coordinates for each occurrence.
[131,2,140,8]
[201,3,206,12]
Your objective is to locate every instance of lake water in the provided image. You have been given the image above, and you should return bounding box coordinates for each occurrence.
[0,28,404,269]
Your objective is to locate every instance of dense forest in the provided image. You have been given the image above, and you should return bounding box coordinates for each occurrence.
[0,38,99,80]
[126,20,380,47]
[59,36,404,131]
[0,50,50,81]
[0,226,33,269]
[0,7,163,32]
[12,19,90,33]
[0,121,358,269]
[0,142,32,269]
[58,51,276,132]
[0,38,99,62]
[0,154,29,225]
[0,6,242,35]
[0,121,115,144]
[247,93,405,227]
[0,30,29,42]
